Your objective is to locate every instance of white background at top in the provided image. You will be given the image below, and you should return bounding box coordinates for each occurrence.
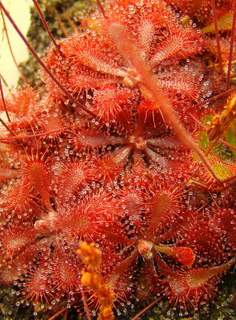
[0,0,31,90]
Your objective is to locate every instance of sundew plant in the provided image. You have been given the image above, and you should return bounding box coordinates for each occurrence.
[0,0,236,319]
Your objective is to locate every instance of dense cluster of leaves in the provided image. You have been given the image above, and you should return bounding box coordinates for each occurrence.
[0,0,236,319]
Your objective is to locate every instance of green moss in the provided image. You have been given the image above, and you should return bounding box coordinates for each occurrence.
[0,287,34,320]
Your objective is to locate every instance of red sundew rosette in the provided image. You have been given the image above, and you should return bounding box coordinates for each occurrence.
[163,257,235,309]
[176,213,229,266]
[43,0,204,128]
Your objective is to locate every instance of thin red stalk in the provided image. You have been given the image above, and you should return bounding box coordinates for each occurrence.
[32,0,63,55]
[207,87,234,103]
[110,23,221,182]
[113,248,138,275]
[47,307,67,320]
[190,113,236,153]
[221,174,236,187]
[0,9,28,84]
[0,2,96,118]
[96,0,107,19]
[0,77,10,122]
[226,1,236,88]
[81,285,92,320]
[64,310,68,320]
[195,90,230,116]
[211,0,224,75]
[0,2,63,92]
[219,138,236,152]
[131,298,161,320]
[0,71,9,89]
